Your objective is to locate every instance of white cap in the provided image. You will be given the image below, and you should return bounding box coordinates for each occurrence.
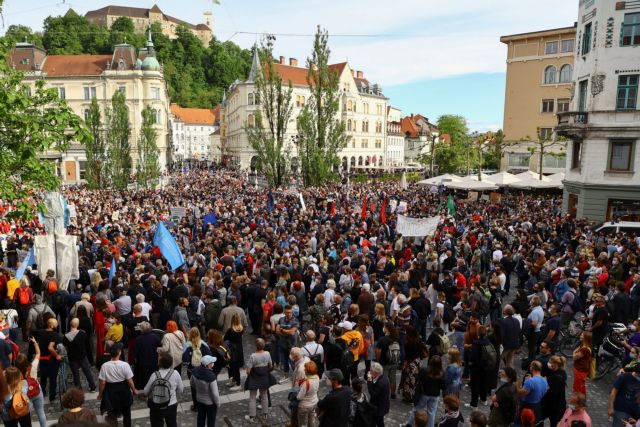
[338,321,354,331]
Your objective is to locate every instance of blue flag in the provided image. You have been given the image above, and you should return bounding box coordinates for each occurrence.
[267,190,275,212]
[202,212,218,232]
[108,256,117,287]
[15,248,35,280]
[153,222,185,271]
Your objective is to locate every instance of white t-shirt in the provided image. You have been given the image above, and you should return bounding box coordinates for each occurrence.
[138,302,152,319]
[302,342,324,361]
[492,249,504,262]
[99,360,134,383]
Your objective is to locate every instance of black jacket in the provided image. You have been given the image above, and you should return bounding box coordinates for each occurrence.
[367,375,390,416]
[63,329,88,361]
[499,316,521,350]
[318,386,352,427]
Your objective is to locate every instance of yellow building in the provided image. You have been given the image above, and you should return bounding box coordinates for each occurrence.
[10,37,170,183]
[85,5,213,45]
[500,25,576,174]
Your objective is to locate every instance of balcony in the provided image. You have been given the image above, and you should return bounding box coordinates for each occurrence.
[557,111,588,126]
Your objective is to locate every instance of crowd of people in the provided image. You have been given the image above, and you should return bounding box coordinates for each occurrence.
[0,167,638,427]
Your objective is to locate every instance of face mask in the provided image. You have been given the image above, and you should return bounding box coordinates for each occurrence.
[547,362,554,370]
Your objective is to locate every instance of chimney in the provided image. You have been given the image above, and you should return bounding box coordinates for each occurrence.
[289,58,298,66]
[279,56,285,64]
[356,70,363,79]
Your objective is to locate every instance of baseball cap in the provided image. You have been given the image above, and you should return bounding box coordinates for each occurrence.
[338,321,353,331]
[201,355,217,366]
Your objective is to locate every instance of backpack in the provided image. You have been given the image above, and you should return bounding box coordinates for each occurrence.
[303,344,324,375]
[568,290,584,313]
[46,279,58,294]
[442,303,456,324]
[387,340,400,365]
[338,339,355,369]
[187,296,202,326]
[476,293,490,316]
[435,334,451,355]
[51,290,66,313]
[25,377,41,399]
[8,391,29,420]
[191,345,203,367]
[17,288,29,306]
[204,300,222,330]
[6,339,19,363]
[147,370,173,409]
[480,343,497,370]
[34,306,47,331]
[221,341,233,363]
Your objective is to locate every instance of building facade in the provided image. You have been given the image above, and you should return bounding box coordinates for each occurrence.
[557,0,640,222]
[386,106,404,168]
[85,5,213,45]
[401,114,438,164]
[500,25,576,174]
[10,37,170,184]
[170,104,219,161]
[223,53,389,172]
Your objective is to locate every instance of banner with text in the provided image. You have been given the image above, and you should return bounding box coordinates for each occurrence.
[396,215,440,237]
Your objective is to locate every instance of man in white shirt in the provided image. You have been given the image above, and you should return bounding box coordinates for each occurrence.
[492,244,504,263]
[301,330,324,374]
[113,288,132,317]
[98,343,138,427]
[135,294,152,319]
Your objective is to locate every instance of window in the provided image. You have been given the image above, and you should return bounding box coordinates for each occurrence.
[541,100,555,113]
[362,139,368,148]
[248,93,254,105]
[621,13,640,46]
[363,103,369,114]
[559,65,572,83]
[347,119,352,131]
[542,154,566,168]
[79,161,86,180]
[376,104,383,115]
[347,100,353,112]
[539,128,553,140]
[545,41,558,55]
[358,156,363,166]
[544,66,556,84]
[247,114,255,126]
[560,39,574,53]
[557,98,570,112]
[58,87,66,99]
[571,140,582,170]
[508,153,530,168]
[21,58,29,65]
[154,109,161,124]
[375,139,381,148]
[582,23,592,55]
[25,86,31,97]
[578,80,588,112]
[608,140,633,171]
[118,86,126,96]
[83,109,90,120]
[151,87,160,100]
[616,75,638,110]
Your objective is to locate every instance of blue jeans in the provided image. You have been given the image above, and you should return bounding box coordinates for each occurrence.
[407,395,439,427]
[277,340,293,373]
[612,410,632,427]
[196,402,217,427]
[32,391,47,427]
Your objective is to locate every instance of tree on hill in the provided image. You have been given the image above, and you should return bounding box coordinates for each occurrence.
[108,16,146,48]
[42,10,110,54]
[5,25,43,47]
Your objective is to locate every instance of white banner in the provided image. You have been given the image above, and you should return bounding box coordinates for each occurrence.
[396,215,440,237]
[389,199,398,213]
[397,201,408,214]
[170,206,187,219]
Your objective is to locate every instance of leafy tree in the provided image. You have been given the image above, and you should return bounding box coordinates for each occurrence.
[296,26,348,186]
[433,142,466,174]
[436,114,469,145]
[108,16,145,48]
[246,37,294,187]
[5,25,43,47]
[0,31,89,219]
[42,10,109,54]
[137,106,161,188]
[105,90,132,189]
[482,129,504,170]
[85,97,107,189]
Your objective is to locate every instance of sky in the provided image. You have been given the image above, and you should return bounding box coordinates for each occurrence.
[1,0,578,131]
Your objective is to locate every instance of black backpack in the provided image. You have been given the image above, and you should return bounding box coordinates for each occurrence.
[303,344,324,376]
[147,370,173,409]
[337,339,354,369]
[442,303,456,324]
[187,296,202,326]
[480,343,497,371]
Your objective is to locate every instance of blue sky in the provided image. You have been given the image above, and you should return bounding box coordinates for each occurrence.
[1,0,578,131]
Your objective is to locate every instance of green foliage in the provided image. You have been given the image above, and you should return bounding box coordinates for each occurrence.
[436,114,469,145]
[5,25,43,47]
[483,129,504,170]
[85,97,107,189]
[434,142,467,174]
[525,128,567,179]
[0,34,90,220]
[296,26,348,187]
[42,11,110,54]
[246,38,294,188]
[108,17,146,48]
[137,106,161,189]
[105,90,132,189]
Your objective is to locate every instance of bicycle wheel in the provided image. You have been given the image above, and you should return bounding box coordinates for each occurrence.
[594,356,613,381]
[57,362,69,410]
[559,335,579,358]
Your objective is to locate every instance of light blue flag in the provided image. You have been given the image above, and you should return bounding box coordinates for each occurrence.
[15,248,35,280]
[153,222,185,271]
[108,256,117,287]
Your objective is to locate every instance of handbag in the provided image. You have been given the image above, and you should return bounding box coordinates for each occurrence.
[287,386,300,411]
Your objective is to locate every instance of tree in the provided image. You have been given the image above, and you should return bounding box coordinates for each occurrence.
[108,16,145,49]
[0,31,89,219]
[436,115,469,145]
[527,128,566,179]
[5,25,43,47]
[435,114,473,174]
[137,106,161,188]
[296,26,348,186]
[245,37,294,187]
[105,90,132,189]
[482,129,504,170]
[42,10,110,54]
[85,97,107,189]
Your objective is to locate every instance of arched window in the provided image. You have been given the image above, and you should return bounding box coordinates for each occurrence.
[350,156,356,167]
[247,114,255,126]
[362,121,366,132]
[559,64,572,83]
[378,156,383,166]
[365,156,370,166]
[248,93,254,105]
[347,119,352,131]
[347,100,353,111]
[358,156,363,166]
[544,66,556,84]
[254,93,260,104]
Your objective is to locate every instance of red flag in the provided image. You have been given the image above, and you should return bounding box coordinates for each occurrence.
[330,201,336,216]
[380,197,388,223]
[361,195,367,220]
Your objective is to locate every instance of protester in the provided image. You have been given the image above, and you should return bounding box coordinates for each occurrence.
[57,388,97,425]
[573,331,593,396]
[190,355,220,427]
[317,369,351,427]
[406,355,445,427]
[245,338,273,423]
[62,318,97,392]
[557,392,592,427]
[97,343,138,427]
[488,367,517,427]
[541,355,568,427]
[2,367,32,427]
[296,361,320,427]
[143,352,183,427]
[224,313,245,391]
[367,362,390,427]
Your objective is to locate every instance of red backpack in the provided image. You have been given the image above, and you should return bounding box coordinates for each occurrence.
[6,339,19,363]
[47,279,58,294]
[17,288,30,306]
[25,377,41,399]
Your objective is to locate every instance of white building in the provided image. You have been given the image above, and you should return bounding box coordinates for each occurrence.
[170,104,219,161]
[557,0,640,221]
[401,114,439,164]
[386,107,404,168]
[223,52,389,172]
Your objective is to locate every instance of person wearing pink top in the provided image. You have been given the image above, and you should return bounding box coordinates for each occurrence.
[557,392,592,427]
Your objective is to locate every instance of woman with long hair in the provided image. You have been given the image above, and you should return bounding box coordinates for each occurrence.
[572,331,592,396]
[94,296,110,361]
[541,355,568,427]
[407,355,445,427]
[355,315,375,378]
[2,367,31,427]
[14,338,45,427]
[224,313,245,391]
[371,303,387,342]
[183,327,211,411]
[399,326,428,403]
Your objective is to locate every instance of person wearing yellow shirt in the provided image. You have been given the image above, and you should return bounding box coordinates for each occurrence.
[7,277,20,300]
[338,321,364,382]
[104,313,124,348]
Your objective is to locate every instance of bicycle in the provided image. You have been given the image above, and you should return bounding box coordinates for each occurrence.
[558,314,588,358]
[56,354,72,410]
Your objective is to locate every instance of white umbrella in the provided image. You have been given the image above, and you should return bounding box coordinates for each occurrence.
[417,173,463,186]
[547,172,565,186]
[446,176,498,191]
[482,171,521,186]
[510,172,559,189]
[469,173,495,182]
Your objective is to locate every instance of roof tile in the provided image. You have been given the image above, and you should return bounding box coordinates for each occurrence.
[171,104,216,125]
[41,55,112,76]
